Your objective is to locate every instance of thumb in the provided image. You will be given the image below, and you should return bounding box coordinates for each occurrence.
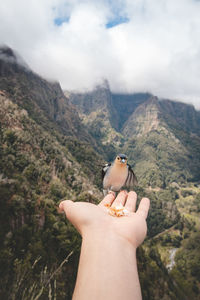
[59,200,82,234]
[59,200,75,221]
[59,199,74,211]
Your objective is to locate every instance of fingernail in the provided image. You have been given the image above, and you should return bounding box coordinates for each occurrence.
[120,190,127,195]
[108,191,115,197]
[59,202,64,210]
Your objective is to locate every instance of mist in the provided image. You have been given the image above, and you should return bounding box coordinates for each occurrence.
[0,0,200,109]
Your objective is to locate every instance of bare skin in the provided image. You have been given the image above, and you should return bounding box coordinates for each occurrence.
[59,191,150,300]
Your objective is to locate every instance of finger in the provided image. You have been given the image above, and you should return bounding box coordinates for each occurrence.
[136,198,150,219]
[59,200,87,235]
[99,192,115,207]
[111,190,127,207]
[59,200,75,221]
[125,191,137,212]
[59,200,85,234]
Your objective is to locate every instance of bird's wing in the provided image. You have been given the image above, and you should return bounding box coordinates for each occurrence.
[102,163,111,181]
[124,164,138,187]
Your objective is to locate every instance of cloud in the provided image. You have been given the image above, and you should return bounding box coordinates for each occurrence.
[0,0,200,109]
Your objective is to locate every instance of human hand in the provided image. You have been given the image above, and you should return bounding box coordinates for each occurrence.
[59,191,150,248]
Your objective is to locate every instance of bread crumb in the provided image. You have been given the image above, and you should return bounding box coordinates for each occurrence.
[104,203,129,217]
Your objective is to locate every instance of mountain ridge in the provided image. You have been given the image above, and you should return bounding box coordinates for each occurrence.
[68,83,200,186]
[0,46,97,145]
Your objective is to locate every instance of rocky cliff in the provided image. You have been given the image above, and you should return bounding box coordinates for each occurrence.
[0,46,95,143]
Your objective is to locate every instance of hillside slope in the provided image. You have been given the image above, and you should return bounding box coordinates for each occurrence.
[122,96,200,187]
[70,85,200,186]
[68,82,123,159]
[0,46,95,143]
[0,47,104,299]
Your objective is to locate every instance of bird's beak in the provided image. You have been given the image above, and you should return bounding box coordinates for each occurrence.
[121,158,126,163]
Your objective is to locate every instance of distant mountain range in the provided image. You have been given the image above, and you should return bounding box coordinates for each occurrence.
[68,82,200,188]
[0,46,200,300]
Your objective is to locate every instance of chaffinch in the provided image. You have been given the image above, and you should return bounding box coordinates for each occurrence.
[102,154,137,195]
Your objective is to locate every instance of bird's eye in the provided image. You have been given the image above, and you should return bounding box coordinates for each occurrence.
[117,157,120,160]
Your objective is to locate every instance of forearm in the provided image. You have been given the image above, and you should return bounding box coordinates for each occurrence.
[72,230,142,300]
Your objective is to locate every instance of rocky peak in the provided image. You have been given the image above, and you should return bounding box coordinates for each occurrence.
[0,46,16,59]
[0,46,30,75]
[122,96,162,137]
[95,79,110,91]
[69,82,119,130]
[69,81,112,114]
[111,92,152,130]
[0,46,94,142]
[159,99,200,136]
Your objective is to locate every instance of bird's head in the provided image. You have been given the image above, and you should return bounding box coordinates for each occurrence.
[115,154,128,165]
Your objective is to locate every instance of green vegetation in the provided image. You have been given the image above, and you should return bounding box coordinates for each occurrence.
[171,232,200,299]
[0,95,99,299]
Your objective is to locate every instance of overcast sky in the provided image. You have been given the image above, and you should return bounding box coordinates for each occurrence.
[1,0,200,109]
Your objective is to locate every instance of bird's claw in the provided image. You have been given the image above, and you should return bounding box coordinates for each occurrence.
[108,190,116,197]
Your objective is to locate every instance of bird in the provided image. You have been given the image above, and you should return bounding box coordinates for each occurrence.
[102,154,137,195]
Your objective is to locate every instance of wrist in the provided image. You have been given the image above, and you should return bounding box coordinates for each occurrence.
[82,227,137,253]
[74,225,141,300]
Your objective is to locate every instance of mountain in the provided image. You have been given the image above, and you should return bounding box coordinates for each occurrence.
[0,47,104,299]
[0,45,105,181]
[0,46,95,143]
[122,96,200,187]
[1,47,200,299]
[111,92,152,130]
[70,86,200,187]
[68,81,123,160]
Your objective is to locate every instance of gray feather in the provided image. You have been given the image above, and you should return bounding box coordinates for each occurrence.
[124,164,137,187]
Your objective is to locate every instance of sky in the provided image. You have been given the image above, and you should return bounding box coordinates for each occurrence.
[0,0,200,109]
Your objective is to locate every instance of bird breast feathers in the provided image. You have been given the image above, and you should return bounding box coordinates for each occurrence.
[103,163,128,189]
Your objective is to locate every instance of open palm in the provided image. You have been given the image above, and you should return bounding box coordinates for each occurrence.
[59,191,150,248]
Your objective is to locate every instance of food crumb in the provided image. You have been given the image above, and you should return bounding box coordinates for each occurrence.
[104,203,129,217]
